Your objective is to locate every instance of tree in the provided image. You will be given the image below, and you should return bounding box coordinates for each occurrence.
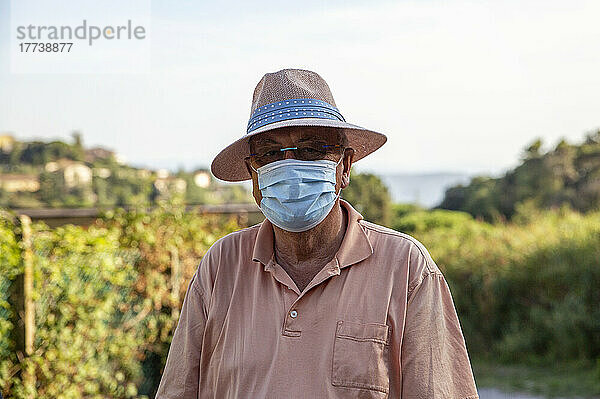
[439,132,600,220]
[523,138,543,160]
[342,171,392,226]
[438,177,502,222]
[71,131,85,160]
[39,171,66,207]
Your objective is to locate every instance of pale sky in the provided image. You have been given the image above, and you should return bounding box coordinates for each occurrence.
[0,0,599,179]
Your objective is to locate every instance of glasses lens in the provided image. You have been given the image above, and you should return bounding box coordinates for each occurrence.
[251,143,344,167]
[253,149,284,167]
[297,144,345,161]
[295,145,327,161]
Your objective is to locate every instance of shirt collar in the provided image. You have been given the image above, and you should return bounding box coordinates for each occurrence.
[251,199,374,269]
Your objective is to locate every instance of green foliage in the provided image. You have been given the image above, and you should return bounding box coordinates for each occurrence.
[0,188,8,208]
[493,231,600,364]
[182,174,211,204]
[38,171,66,207]
[1,141,82,166]
[17,224,142,398]
[2,198,600,396]
[407,206,600,368]
[1,136,253,208]
[0,192,44,209]
[472,358,600,397]
[39,170,98,208]
[0,214,21,388]
[94,203,240,396]
[439,130,600,220]
[210,184,254,205]
[391,204,473,234]
[98,169,154,207]
[343,171,392,225]
[438,176,504,222]
[391,203,422,218]
[0,205,240,398]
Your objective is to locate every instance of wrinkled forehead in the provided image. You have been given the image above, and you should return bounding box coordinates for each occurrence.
[249,127,346,150]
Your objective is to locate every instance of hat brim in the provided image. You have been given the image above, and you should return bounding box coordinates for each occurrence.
[210,118,387,182]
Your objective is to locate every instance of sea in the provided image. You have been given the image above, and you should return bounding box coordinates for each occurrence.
[379,173,472,208]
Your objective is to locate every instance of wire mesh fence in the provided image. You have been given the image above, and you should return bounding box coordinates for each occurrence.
[0,206,241,398]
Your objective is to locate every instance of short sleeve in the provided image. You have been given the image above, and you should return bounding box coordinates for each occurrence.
[401,270,479,399]
[155,273,206,399]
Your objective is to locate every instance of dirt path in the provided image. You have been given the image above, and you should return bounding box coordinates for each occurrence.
[479,388,546,398]
[479,388,586,399]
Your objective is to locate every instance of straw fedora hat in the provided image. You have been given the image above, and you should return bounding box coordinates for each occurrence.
[210,68,387,182]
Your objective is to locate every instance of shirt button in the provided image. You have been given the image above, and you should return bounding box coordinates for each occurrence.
[290,310,298,318]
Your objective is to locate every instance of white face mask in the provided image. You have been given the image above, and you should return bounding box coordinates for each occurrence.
[252,158,343,232]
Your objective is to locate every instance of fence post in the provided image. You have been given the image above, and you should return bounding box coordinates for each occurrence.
[170,247,180,320]
[20,215,35,360]
[237,210,248,227]
[11,214,36,394]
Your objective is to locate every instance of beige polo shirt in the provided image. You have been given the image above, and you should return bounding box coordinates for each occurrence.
[156,199,479,398]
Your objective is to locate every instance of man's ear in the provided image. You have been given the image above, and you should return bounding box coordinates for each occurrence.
[341,173,350,187]
[245,158,263,204]
[341,148,354,189]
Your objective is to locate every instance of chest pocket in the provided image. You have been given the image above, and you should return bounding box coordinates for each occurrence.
[332,320,390,394]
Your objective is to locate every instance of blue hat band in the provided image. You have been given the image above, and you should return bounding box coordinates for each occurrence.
[247,98,345,134]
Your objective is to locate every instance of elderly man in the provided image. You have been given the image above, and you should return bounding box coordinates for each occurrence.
[156,69,479,398]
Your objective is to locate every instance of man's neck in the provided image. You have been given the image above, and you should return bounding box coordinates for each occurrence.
[272,201,347,290]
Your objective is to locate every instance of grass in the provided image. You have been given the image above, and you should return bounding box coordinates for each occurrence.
[471,357,600,398]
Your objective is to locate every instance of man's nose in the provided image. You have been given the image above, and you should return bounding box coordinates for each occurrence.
[283,149,295,159]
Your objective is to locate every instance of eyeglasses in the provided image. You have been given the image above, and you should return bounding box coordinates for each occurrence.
[247,143,345,168]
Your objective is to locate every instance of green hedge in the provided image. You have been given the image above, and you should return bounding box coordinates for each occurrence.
[0,215,21,394]
[402,206,600,367]
[2,203,599,397]
[0,204,239,398]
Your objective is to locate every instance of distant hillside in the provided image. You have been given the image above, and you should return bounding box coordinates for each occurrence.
[0,133,252,209]
[438,130,600,221]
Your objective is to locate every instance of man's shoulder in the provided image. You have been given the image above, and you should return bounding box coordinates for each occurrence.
[358,219,441,276]
[194,223,262,294]
[214,223,261,245]
[204,223,261,257]
[359,219,425,247]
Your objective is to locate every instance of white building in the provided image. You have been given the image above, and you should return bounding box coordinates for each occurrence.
[193,171,211,188]
[45,159,92,188]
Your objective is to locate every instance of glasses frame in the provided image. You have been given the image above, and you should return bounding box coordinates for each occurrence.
[246,144,347,168]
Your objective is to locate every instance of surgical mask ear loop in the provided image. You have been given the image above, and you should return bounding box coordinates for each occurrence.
[333,155,345,198]
[335,154,344,167]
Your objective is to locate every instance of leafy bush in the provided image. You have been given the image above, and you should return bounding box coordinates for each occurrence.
[494,231,600,364]
[392,207,474,234]
[410,207,600,366]
[4,222,143,398]
[439,130,600,220]
[93,202,240,396]
[0,214,22,393]
[0,204,240,398]
[2,201,599,396]
[343,171,392,225]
